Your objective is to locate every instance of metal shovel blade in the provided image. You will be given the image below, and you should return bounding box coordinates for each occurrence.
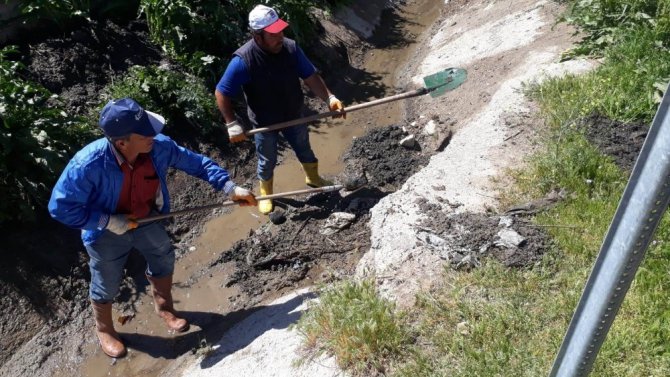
[424,67,468,98]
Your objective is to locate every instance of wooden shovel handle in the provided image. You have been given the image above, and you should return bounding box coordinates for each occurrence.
[136,184,344,224]
[246,88,428,136]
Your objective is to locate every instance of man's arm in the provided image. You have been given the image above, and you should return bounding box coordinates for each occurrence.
[303,73,345,119]
[295,45,345,119]
[48,160,110,231]
[159,135,256,205]
[302,73,331,102]
[215,56,250,142]
[215,90,237,124]
[217,91,247,143]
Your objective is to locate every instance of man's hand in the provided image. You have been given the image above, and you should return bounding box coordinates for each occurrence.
[231,186,257,206]
[226,120,248,143]
[328,95,346,119]
[106,214,138,235]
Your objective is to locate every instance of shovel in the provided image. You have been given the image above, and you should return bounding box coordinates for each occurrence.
[136,184,346,224]
[246,67,467,136]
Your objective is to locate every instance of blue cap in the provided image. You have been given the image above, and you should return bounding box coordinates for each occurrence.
[99,98,165,138]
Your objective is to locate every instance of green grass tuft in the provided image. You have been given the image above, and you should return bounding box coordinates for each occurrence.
[294,280,409,376]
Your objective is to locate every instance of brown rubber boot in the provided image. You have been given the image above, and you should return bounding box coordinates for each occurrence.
[91,301,127,358]
[146,274,189,332]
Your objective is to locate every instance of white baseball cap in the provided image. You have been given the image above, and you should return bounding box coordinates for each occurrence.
[248,4,289,33]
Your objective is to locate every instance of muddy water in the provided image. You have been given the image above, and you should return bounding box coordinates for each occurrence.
[76,1,443,376]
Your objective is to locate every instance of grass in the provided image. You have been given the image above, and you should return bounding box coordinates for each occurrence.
[294,1,670,376]
[294,279,409,376]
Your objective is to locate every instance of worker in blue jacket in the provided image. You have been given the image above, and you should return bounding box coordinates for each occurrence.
[215,4,345,215]
[48,98,256,358]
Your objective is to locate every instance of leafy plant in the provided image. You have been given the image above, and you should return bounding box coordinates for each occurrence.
[15,0,139,28]
[139,0,246,81]
[0,46,92,224]
[104,65,218,136]
[562,0,670,57]
[139,0,353,84]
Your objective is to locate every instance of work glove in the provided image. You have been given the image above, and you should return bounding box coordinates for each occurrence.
[328,95,346,119]
[106,214,138,235]
[231,186,257,206]
[226,120,248,143]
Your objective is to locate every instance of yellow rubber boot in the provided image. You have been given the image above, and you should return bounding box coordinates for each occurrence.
[258,178,274,214]
[301,162,333,188]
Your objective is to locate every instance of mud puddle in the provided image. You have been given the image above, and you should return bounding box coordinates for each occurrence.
[73,1,444,376]
[178,0,443,313]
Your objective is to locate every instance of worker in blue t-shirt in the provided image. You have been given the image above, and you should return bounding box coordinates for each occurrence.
[215,4,346,214]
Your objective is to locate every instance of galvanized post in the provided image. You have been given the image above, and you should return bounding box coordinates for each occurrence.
[549,82,670,377]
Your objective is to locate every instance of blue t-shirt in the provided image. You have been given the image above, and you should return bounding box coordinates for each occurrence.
[216,46,317,97]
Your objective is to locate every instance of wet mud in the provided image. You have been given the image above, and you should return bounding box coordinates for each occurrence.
[420,211,551,269]
[343,125,430,190]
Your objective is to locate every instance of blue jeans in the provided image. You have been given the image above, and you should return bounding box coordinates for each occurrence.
[85,222,174,303]
[254,124,317,181]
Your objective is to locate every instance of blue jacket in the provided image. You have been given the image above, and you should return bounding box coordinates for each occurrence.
[48,134,235,245]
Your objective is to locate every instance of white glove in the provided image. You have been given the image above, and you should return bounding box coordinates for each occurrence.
[328,95,346,119]
[106,214,138,235]
[226,120,248,143]
[231,186,257,206]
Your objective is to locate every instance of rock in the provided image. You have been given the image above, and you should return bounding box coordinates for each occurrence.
[456,321,470,335]
[399,134,417,149]
[268,211,286,225]
[423,119,437,135]
[320,212,356,235]
[494,228,526,248]
[454,254,480,270]
[498,216,514,227]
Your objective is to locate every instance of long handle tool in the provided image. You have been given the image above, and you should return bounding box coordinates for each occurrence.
[137,184,344,224]
[247,67,467,136]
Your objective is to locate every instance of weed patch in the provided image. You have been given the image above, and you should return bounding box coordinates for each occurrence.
[295,280,409,376]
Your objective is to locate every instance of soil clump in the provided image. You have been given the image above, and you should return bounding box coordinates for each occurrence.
[581,113,648,172]
[343,125,430,189]
[24,19,163,117]
[420,211,551,269]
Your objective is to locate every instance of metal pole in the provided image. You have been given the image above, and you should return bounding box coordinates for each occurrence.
[549,82,670,377]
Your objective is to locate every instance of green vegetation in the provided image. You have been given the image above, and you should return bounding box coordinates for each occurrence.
[562,0,670,57]
[139,0,244,84]
[0,46,92,224]
[294,280,409,376]
[15,0,139,27]
[105,65,218,136]
[296,1,670,376]
[139,0,352,84]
